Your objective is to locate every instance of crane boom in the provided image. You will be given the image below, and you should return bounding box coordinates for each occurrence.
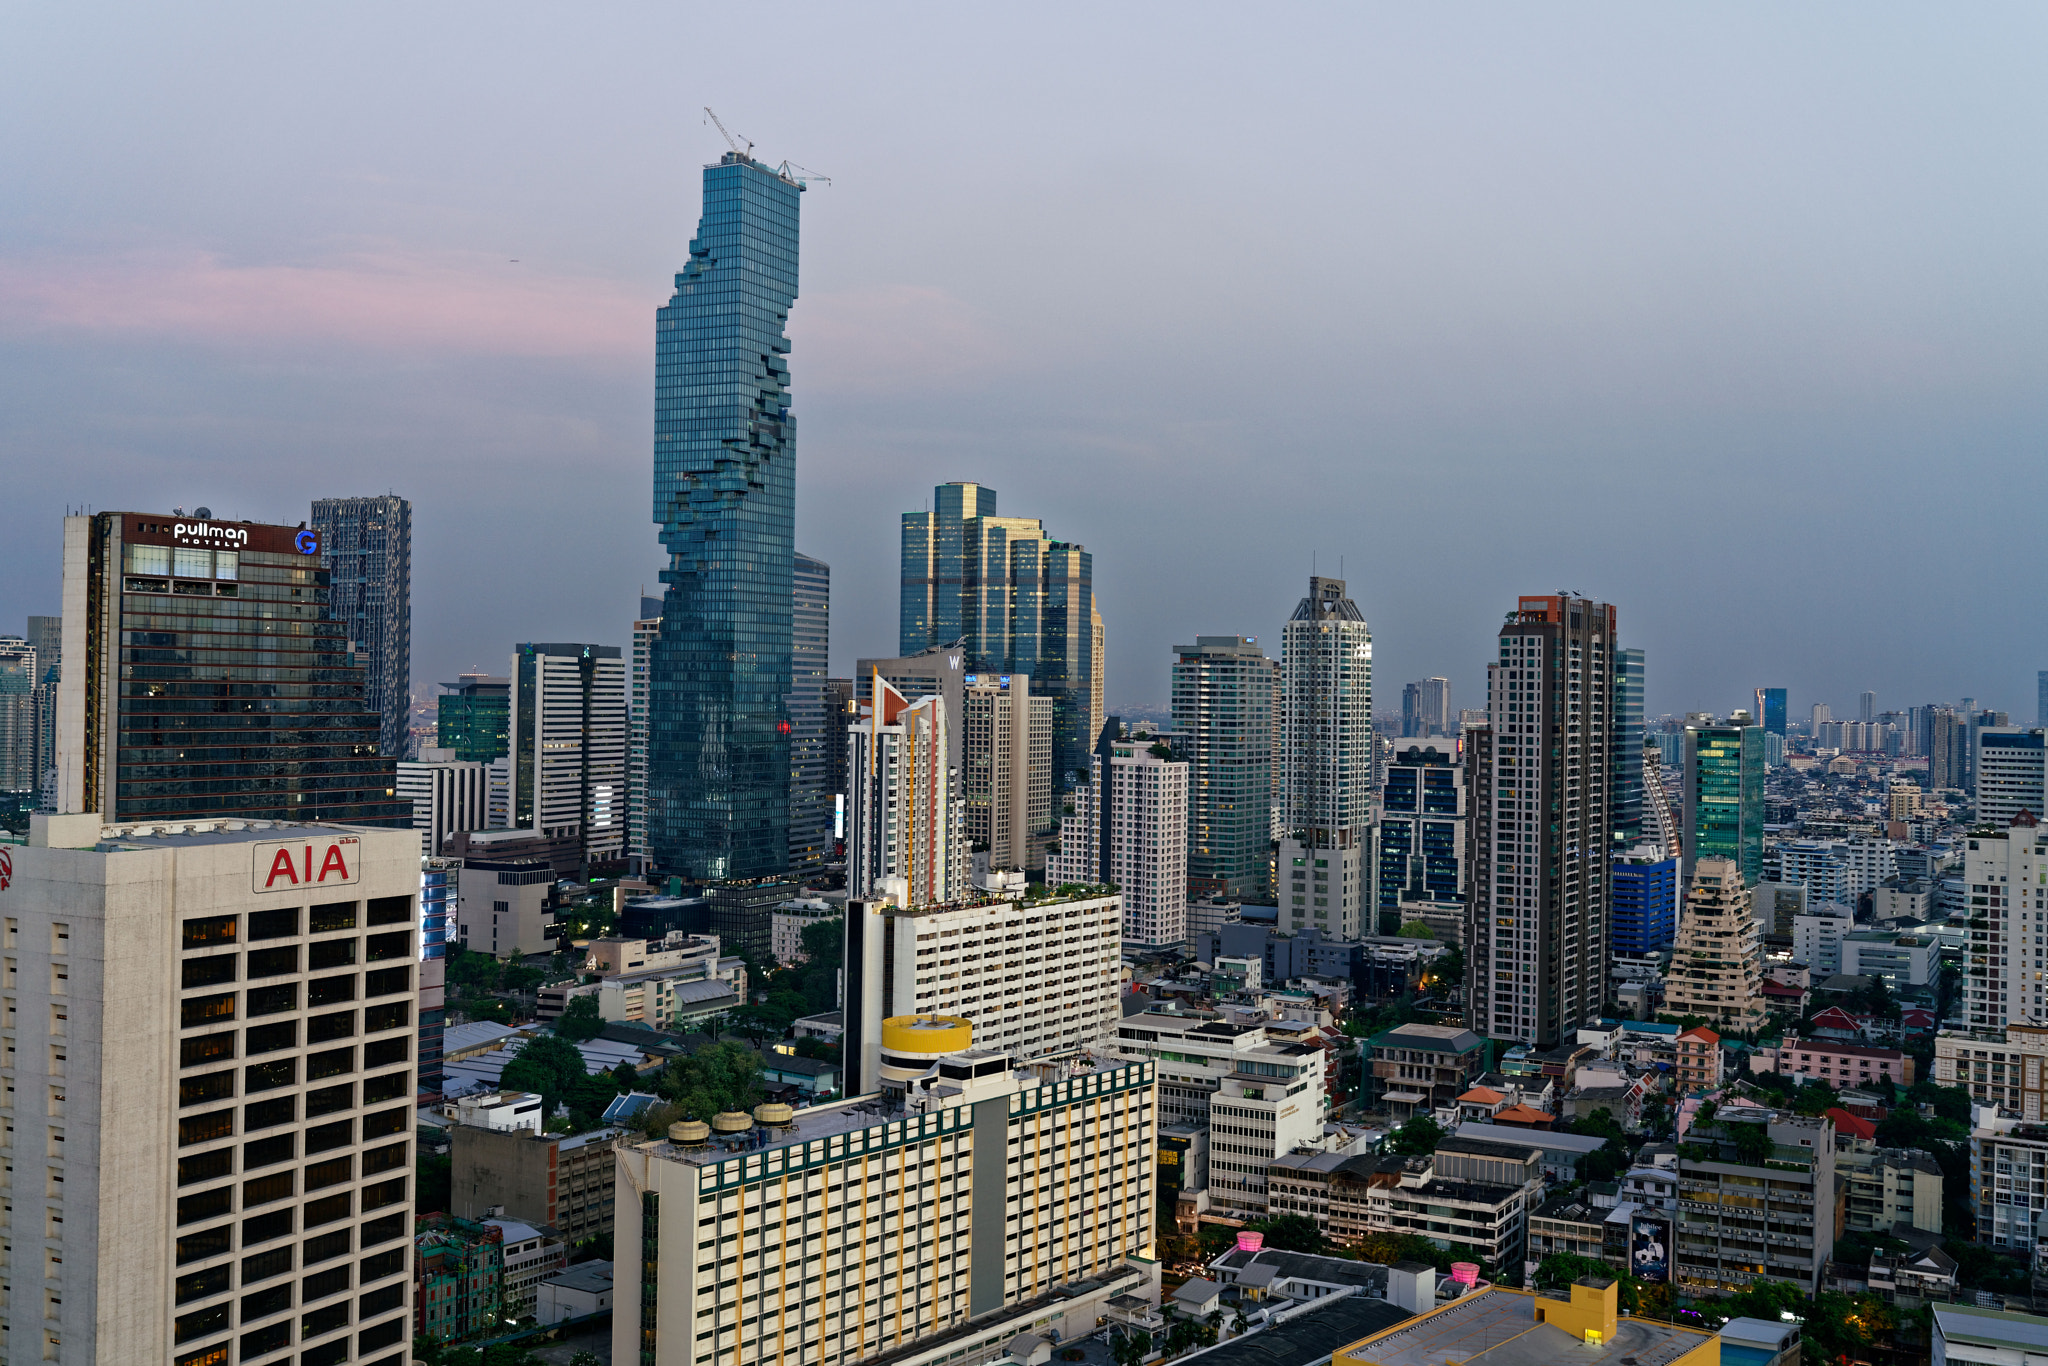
[703,106,751,159]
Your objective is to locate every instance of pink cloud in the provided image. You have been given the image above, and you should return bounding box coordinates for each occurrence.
[0,249,650,359]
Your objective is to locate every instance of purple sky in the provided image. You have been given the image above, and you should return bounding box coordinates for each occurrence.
[4,4,2046,721]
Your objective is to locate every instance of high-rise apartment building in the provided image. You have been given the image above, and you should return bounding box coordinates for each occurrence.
[959,673,1052,872]
[1378,739,1465,926]
[1681,718,1764,887]
[823,676,852,853]
[789,553,832,874]
[1090,600,1106,764]
[841,888,1123,1093]
[1172,635,1274,901]
[3,814,421,1366]
[1278,578,1372,939]
[1929,707,1968,792]
[436,674,509,763]
[1977,728,2047,827]
[1662,857,1766,1031]
[1812,702,1832,732]
[396,753,490,857]
[1465,594,1617,1048]
[855,648,967,764]
[1400,677,1452,738]
[628,605,661,870]
[1755,686,1787,737]
[510,643,627,873]
[0,635,37,793]
[1612,648,1645,847]
[899,482,1097,788]
[1861,690,1877,724]
[310,496,412,758]
[1963,814,2048,1030]
[845,682,963,909]
[616,1036,1156,1366]
[648,151,806,881]
[56,513,407,827]
[1045,727,1189,946]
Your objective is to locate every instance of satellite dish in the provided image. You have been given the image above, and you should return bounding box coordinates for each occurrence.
[195,506,213,518]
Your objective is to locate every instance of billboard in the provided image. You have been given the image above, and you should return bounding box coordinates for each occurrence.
[1630,1214,1670,1283]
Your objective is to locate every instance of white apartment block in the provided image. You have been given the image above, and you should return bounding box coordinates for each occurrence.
[1968,1115,2048,1250]
[846,685,965,910]
[770,898,839,967]
[509,643,627,864]
[395,753,488,858]
[1106,741,1189,948]
[842,890,1122,1094]
[1963,815,2048,1030]
[1934,1024,2048,1119]
[1111,1010,1327,1218]
[1765,837,1897,905]
[2,814,420,1366]
[1978,729,2048,828]
[959,674,1053,873]
[614,1046,1159,1366]
[1280,578,1373,940]
[1792,903,1853,976]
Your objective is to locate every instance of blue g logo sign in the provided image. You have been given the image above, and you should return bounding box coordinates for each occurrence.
[295,529,319,555]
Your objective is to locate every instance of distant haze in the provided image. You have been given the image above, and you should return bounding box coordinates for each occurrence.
[3,5,2044,722]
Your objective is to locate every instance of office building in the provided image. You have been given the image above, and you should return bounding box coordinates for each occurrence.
[1046,730,1189,947]
[1662,858,1765,1032]
[1928,707,1968,792]
[1681,718,1764,886]
[823,676,853,851]
[1612,647,1645,847]
[648,150,806,882]
[1611,849,1678,955]
[28,615,61,805]
[845,681,963,909]
[1400,677,1452,738]
[0,635,36,792]
[55,512,407,826]
[1465,594,1617,1048]
[1112,1009,1328,1217]
[420,856,454,1093]
[842,887,1122,1093]
[1754,686,1787,737]
[395,752,489,858]
[510,643,626,874]
[1963,814,2048,1029]
[959,672,1052,872]
[1791,904,1854,977]
[1172,635,1275,901]
[789,552,832,874]
[628,602,661,870]
[436,673,509,763]
[449,1103,622,1244]
[1278,577,1373,939]
[1673,1110,1834,1294]
[1377,739,1465,930]
[899,482,1097,788]
[4,814,420,1365]
[616,1034,1156,1366]
[309,495,412,758]
[1978,728,2047,826]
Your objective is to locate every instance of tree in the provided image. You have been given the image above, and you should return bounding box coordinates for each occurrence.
[1534,1254,1639,1311]
[417,1148,451,1215]
[612,1060,642,1090]
[555,993,606,1043]
[569,1354,603,1366]
[1388,1116,1444,1155]
[658,1041,765,1119]
[499,1034,591,1120]
[728,1003,787,1047]
[1243,1214,1323,1254]
[1396,921,1436,939]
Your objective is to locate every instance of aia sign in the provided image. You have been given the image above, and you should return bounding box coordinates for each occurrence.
[251,835,360,893]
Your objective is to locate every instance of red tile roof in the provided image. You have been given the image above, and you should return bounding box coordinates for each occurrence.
[1826,1107,1877,1141]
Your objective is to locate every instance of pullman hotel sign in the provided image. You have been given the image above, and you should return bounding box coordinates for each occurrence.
[252,834,361,892]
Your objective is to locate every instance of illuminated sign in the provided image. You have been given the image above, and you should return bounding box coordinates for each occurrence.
[252,835,361,892]
[174,521,250,548]
[294,528,320,555]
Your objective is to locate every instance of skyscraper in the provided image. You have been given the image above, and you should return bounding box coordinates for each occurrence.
[959,672,1052,872]
[0,634,37,792]
[1977,728,2047,826]
[1047,730,1189,947]
[56,512,406,825]
[1612,647,1645,848]
[27,614,60,801]
[1754,687,1787,737]
[1860,690,1876,724]
[900,481,1096,787]
[1378,738,1465,923]
[1465,594,1617,1048]
[436,673,510,762]
[310,494,413,757]
[510,642,626,873]
[1681,718,1765,887]
[1277,577,1372,939]
[846,680,963,908]
[1400,677,1452,737]
[1172,635,1274,900]
[789,552,832,873]
[1663,857,1766,1031]
[649,150,805,881]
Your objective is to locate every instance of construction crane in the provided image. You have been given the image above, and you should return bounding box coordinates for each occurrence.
[703,107,752,159]
[776,160,831,188]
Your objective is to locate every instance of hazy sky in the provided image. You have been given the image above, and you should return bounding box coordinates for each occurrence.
[4,5,2045,723]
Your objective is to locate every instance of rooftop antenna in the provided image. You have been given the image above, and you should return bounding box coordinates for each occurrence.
[703,107,752,160]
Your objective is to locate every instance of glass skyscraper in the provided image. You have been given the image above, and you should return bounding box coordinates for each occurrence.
[649,152,805,880]
[900,482,1096,787]
[1171,635,1273,900]
[1681,719,1765,886]
[1611,647,1645,848]
[1754,686,1787,737]
[309,495,412,757]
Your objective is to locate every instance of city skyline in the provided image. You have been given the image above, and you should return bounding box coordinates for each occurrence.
[3,8,2044,725]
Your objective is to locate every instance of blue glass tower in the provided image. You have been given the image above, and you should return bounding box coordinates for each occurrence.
[1611,853,1677,954]
[1755,687,1787,737]
[649,152,805,879]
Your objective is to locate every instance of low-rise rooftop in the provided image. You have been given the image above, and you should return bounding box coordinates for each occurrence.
[1337,1288,1714,1366]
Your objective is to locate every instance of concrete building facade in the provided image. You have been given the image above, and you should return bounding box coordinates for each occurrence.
[1279,578,1373,940]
